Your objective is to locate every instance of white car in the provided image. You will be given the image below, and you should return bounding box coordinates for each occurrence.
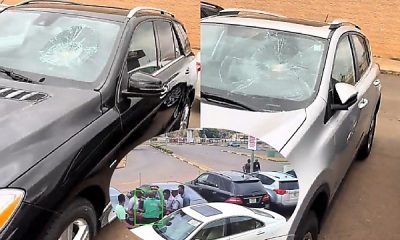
[252,172,299,209]
[131,202,286,240]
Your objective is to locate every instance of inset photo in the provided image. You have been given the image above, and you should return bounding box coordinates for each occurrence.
[99,128,298,239]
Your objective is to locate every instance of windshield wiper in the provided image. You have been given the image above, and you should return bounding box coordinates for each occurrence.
[0,67,45,84]
[201,91,255,111]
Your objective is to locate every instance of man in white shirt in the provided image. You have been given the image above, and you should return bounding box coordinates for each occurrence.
[163,189,174,214]
[171,189,183,211]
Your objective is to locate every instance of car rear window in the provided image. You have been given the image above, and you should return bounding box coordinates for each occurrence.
[233,180,266,195]
[279,180,299,190]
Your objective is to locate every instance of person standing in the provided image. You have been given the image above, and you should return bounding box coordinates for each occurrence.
[163,189,174,214]
[178,185,190,207]
[253,159,261,172]
[142,191,162,224]
[171,189,183,211]
[115,194,134,228]
[243,159,251,173]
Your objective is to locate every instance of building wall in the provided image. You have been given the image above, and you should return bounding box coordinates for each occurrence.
[4,0,200,50]
[210,0,400,59]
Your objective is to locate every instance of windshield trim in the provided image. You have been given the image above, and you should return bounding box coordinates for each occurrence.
[201,22,330,112]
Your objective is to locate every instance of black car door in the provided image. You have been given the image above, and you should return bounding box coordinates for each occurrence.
[151,20,193,131]
[191,173,213,201]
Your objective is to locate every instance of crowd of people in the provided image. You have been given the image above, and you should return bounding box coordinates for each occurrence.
[114,184,191,228]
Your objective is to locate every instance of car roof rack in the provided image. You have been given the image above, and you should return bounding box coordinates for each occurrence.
[201,1,223,10]
[127,6,174,18]
[329,19,361,30]
[218,8,286,18]
[14,0,129,11]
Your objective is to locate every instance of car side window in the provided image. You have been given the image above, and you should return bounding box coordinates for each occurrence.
[192,218,227,240]
[228,216,264,236]
[197,174,209,184]
[218,178,232,192]
[258,175,275,185]
[173,21,191,55]
[331,36,356,85]
[156,21,177,66]
[351,35,370,81]
[207,174,220,188]
[127,21,158,74]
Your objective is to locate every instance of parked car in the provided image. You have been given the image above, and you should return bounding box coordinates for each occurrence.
[252,172,299,209]
[187,171,270,208]
[201,1,224,18]
[227,141,241,147]
[131,202,286,240]
[139,182,208,206]
[201,8,381,240]
[0,1,197,240]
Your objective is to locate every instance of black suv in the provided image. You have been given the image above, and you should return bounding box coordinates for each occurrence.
[0,1,197,240]
[187,171,270,208]
[200,1,224,18]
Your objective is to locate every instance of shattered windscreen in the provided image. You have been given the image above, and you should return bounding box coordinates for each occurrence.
[201,23,327,111]
[0,10,121,85]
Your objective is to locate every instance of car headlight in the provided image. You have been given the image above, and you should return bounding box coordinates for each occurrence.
[0,189,24,232]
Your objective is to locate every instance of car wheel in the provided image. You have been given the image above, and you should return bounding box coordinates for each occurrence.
[357,113,377,160]
[40,198,97,240]
[173,99,191,130]
[295,211,318,240]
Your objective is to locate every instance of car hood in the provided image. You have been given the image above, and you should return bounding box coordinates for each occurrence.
[0,79,102,187]
[200,102,307,153]
[131,225,164,240]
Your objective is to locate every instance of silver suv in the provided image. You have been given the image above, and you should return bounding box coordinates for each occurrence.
[201,9,381,240]
[252,171,299,209]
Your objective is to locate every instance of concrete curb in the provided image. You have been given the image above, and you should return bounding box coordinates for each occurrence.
[221,150,288,163]
[149,144,212,172]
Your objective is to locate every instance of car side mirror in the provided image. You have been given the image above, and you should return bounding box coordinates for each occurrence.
[122,72,167,97]
[127,49,146,60]
[331,82,358,111]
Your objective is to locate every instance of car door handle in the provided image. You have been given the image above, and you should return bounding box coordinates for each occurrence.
[358,98,368,109]
[185,68,190,75]
[373,79,381,86]
[211,191,217,194]
[256,231,265,235]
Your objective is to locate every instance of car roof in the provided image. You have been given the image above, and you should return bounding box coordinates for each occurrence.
[215,171,259,182]
[7,2,175,22]
[202,15,334,39]
[258,171,298,181]
[183,203,254,222]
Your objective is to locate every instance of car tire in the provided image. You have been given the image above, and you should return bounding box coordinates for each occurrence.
[173,98,191,130]
[357,112,377,160]
[295,211,318,240]
[40,198,97,240]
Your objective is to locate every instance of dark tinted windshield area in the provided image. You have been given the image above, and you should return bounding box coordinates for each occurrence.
[201,23,327,111]
[0,10,121,87]
[233,181,266,195]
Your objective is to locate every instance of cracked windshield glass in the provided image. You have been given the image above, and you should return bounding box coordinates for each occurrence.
[201,23,327,111]
[0,10,121,85]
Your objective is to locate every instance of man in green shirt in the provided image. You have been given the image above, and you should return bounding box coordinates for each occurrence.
[143,191,163,224]
[115,194,134,228]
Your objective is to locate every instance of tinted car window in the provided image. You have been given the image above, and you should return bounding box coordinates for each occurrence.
[193,218,227,240]
[332,36,356,85]
[197,174,209,184]
[218,178,233,192]
[207,174,220,188]
[352,35,370,80]
[233,181,266,195]
[174,22,191,55]
[156,21,176,65]
[228,216,263,236]
[279,180,299,190]
[257,174,275,185]
[128,21,158,74]
[172,26,182,58]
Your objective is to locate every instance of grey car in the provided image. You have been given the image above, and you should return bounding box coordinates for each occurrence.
[201,9,381,240]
